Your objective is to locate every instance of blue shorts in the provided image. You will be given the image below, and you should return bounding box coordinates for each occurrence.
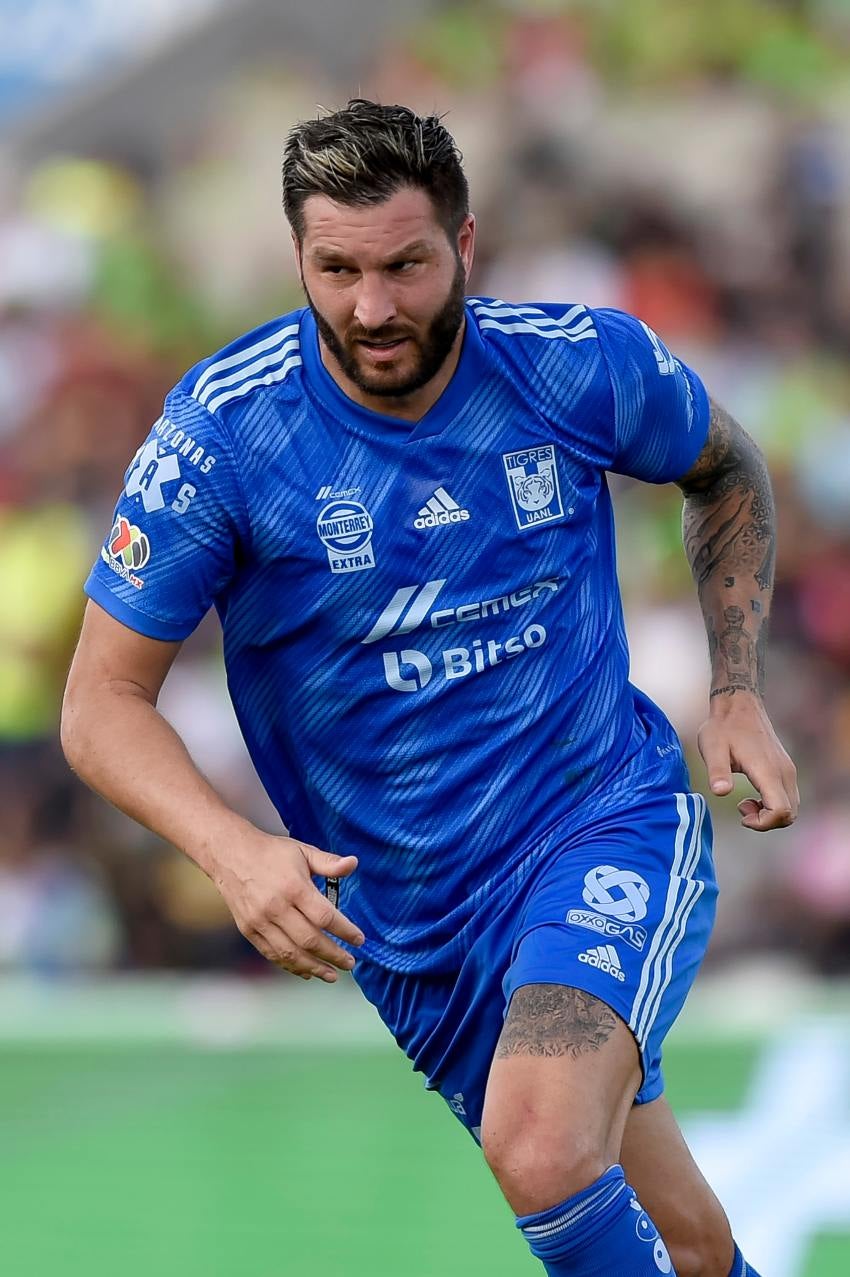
[354,790,717,1141]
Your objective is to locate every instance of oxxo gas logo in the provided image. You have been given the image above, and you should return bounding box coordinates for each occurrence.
[567,909,647,953]
[362,577,558,693]
[582,865,650,924]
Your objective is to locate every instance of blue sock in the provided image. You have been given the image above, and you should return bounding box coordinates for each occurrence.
[516,1164,675,1275]
[729,1243,762,1277]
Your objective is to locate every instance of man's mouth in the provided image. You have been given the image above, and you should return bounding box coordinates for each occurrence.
[357,336,409,360]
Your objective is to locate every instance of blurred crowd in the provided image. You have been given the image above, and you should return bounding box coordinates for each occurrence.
[1,1,849,975]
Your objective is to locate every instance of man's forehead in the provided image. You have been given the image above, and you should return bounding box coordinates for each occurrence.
[301,188,444,253]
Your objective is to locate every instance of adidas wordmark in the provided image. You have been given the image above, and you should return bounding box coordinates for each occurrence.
[414,487,471,529]
[578,944,626,982]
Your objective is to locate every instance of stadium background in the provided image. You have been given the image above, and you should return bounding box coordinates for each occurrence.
[1,2,849,1273]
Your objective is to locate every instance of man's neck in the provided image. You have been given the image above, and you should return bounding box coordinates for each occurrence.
[317,318,466,423]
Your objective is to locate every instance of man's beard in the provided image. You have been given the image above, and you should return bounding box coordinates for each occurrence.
[305,259,466,399]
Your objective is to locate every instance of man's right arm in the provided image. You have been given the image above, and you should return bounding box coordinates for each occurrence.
[61,600,364,979]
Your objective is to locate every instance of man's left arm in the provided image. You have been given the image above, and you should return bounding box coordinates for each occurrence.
[676,397,799,830]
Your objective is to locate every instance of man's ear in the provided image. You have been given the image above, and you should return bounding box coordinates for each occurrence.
[458,213,476,281]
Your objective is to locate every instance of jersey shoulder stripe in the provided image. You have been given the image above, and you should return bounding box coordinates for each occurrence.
[185,311,304,414]
[469,298,598,343]
[203,350,303,414]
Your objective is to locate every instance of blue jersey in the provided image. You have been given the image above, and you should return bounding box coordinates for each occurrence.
[85,299,709,974]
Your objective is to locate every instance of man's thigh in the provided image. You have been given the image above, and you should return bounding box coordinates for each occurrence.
[503,789,718,1104]
[481,982,643,1213]
[355,788,718,1137]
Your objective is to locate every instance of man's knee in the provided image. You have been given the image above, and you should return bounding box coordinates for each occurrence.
[480,1116,606,1213]
[482,983,640,1214]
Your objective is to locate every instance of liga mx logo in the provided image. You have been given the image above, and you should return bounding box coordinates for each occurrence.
[502,444,565,530]
[109,516,150,570]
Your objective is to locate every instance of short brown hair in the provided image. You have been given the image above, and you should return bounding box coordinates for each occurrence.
[282,98,469,241]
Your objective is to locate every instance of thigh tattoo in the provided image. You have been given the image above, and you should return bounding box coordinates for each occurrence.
[495,984,618,1059]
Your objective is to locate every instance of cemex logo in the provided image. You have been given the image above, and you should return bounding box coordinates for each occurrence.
[362,577,558,645]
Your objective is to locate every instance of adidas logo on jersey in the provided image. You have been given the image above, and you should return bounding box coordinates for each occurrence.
[578,944,625,982]
[414,487,471,529]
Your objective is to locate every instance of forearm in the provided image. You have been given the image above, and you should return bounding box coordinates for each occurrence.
[61,688,252,876]
[679,402,776,699]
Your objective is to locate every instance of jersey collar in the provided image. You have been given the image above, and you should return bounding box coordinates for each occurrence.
[299,304,490,443]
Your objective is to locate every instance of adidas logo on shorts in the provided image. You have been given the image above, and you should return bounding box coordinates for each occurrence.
[578,944,625,982]
[413,487,471,529]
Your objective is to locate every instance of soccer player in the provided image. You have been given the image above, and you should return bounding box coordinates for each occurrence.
[62,100,796,1276]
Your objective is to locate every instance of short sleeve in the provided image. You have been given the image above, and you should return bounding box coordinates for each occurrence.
[84,389,248,640]
[592,308,710,483]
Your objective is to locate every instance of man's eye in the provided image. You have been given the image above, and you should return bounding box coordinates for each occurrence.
[389,260,416,273]
[323,265,351,276]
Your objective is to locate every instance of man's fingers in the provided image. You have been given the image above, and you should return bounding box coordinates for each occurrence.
[735,766,795,830]
[303,847,359,879]
[301,890,365,947]
[250,921,342,982]
[698,726,734,796]
[285,915,357,971]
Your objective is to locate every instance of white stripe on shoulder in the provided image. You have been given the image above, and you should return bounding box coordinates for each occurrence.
[205,354,303,414]
[469,298,597,342]
[476,319,597,342]
[196,336,300,408]
[190,321,300,400]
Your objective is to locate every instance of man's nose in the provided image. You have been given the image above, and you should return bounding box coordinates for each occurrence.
[353,273,398,331]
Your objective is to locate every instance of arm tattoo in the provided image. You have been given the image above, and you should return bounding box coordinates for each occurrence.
[494,985,618,1059]
[677,399,776,698]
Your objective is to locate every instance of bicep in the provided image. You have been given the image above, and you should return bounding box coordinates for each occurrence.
[675,396,762,495]
[65,599,183,709]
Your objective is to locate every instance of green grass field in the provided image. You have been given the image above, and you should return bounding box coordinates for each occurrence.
[1,980,848,1276]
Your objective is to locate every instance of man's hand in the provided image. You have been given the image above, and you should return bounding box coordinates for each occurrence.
[697,691,799,831]
[210,830,365,980]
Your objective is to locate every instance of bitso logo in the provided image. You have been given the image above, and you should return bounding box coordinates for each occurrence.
[380,624,547,693]
[582,865,650,923]
[363,578,557,693]
[316,500,375,575]
[503,445,567,530]
[383,650,433,693]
